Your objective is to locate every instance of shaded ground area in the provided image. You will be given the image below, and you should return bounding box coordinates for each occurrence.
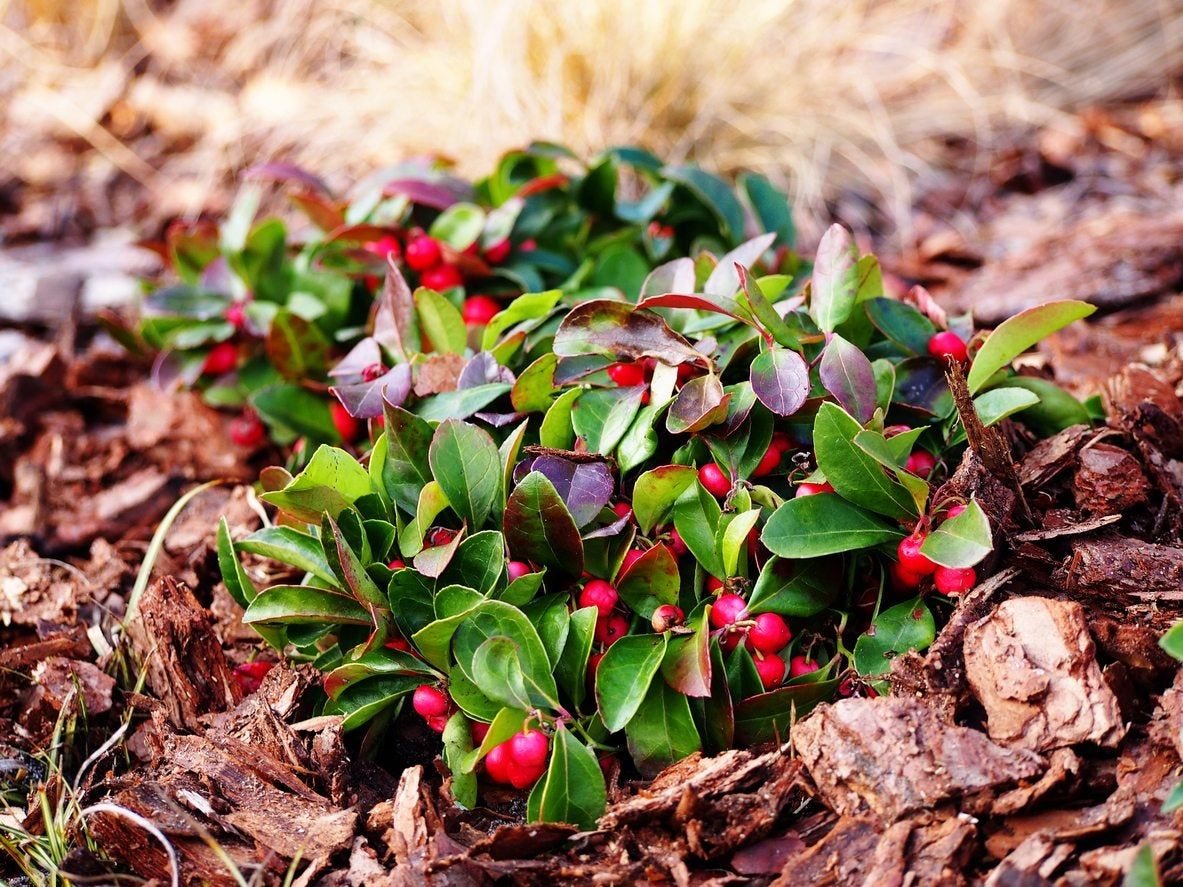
[3,94,1183,885]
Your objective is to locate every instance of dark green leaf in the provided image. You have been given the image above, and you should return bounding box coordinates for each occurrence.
[596,634,668,731]
[854,597,936,677]
[762,494,903,558]
[429,419,501,528]
[504,472,585,577]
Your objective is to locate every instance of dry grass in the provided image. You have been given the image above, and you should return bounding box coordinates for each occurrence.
[3,0,1183,237]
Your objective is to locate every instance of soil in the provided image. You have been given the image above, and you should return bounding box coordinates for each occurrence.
[4,91,1183,885]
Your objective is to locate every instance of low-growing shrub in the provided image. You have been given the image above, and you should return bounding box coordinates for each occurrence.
[218,214,1097,826]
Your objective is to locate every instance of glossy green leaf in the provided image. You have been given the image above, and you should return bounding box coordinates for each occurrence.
[596,634,668,731]
[416,288,468,354]
[535,724,607,830]
[854,597,936,677]
[243,585,372,626]
[813,403,915,519]
[625,679,702,778]
[748,558,837,617]
[673,483,724,579]
[504,472,584,576]
[615,543,680,617]
[261,445,373,523]
[633,465,697,533]
[555,606,598,710]
[919,500,993,568]
[429,419,501,529]
[442,712,477,808]
[967,300,1096,393]
[763,493,903,558]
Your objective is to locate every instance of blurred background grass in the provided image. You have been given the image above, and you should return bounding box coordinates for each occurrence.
[2,0,1182,241]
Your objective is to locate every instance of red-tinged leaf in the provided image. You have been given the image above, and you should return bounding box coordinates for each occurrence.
[702,233,776,297]
[288,190,346,232]
[504,471,585,577]
[265,310,331,380]
[413,528,464,578]
[323,223,397,246]
[660,608,711,697]
[636,293,747,323]
[666,374,730,434]
[553,299,706,368]
[242,161,332,196]
[331,365,412,419]
[242,584,372,626]
[382,177,472,209]
[641,258,696,298]
[615,543,680,617]
[819,334,877,423]
[810,224,859,332]
[517,173,569,197]
[371,255,418,361]
[165,220,220,282]
[749,347,810,417]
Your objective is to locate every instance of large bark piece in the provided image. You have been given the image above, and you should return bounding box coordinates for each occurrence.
[793,697,1043,822]
[964,597,1127,752]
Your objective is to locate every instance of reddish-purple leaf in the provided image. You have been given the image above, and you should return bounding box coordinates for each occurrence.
[288,191,346,232]
[504,472,585,576]
[554,299,706,368]
[529,455,615,528]
[616,543,680,617]
[666,374,730,434]
[810,224,860,332]
[819,334,877,423]
[636,293,747,323]
[331,364,411,418]
[660,609,711,697]
[371,255,416,362]
[323,223,396,246]
[382,177,470,209]
[241,162,332,196]
[458,352,516,389]
[749,347,810,417]
[329,337,383,379]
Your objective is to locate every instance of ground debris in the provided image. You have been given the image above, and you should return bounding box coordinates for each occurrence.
[964,597,1127,752]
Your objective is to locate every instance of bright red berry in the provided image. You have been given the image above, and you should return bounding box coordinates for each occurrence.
[412,685,449,719]
[752,447,781,478]
[426,714,449,733]
[620,549,644,573]
[483,238,511,264]
[669,528,688,557]
[928,331,968,362]
[795,481,835,498]
[361,362,386,382]
[651,604,684,633]
[710,593,748,629]
[890,560,924,589]
[471,721,490,744]
[595,614,629,647]
[754,654,786,690]
[427,527,458,547]
[405,235,442,271]
[607,362,647,387]
[388,559,406,570]
[579,580,619,616]
[330,400,360,442]
[463,295,501,325]
[897,532,937,576]
[747,612,792,653]
[507,561,532,582]
[676,362,697,383]
[613,502,634,521]
[905,451,937,476]
[508,759,546,790]
[706,576,725,593]
[508,729,549,770]
[384,633,411,652]
[789,655,820,678]
[484,742,512,784]
[421,263,464,292]
[229,413,266,448]
[225,302,247,329]
[364,235,401,259]
[699,463,732,497]
[770,432,792,454]
[232,660,274,694]
[946,503,967,519]
[934,566,976,595]
[202,342,238,375]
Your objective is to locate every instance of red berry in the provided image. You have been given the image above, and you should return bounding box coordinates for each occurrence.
[412,685,449,719]
[388,559,406,570]
[483,238,511,264]
[229,413,266,448]
[507,561,532,582]
[946,503,967,519]
[754,654,786,690]
[607,362,647,386]
[233,660,274,694]
[202,342,238,375]
[405,235,442,271]
[752,447,781,478]
[426,714,449,733]
[421,263,464,292]
[928,331,968,362]
[795,481,834,498]
[520,239,537,251]
[934,566,976,596]
[384,634,411,651]
[361,362,386,382]
[651,604,684,633]
[747,612,792,653]
[595,614,629,647]
[710,593,748,628]
[508,729,549,769]
[587,651,604,685]
[620,549,644,573]
[225,302,247,329]
[612,502,634,521]
[508,760,546,790]
[463,295,501,325]
[484,742,512,784]
[706,576,725,593]
[770,432,792,454]
[427,526,458,547]
[884,424,911,437]
[897,532,936,577]
[890,560,924,589]
[699,463,732,497]
[364,235,401,259]
[789,655,820,678]
[677,362,697,383]
[330,400,360,442]
[579,580,619,617]
[905,451,937,476]
[471,721,490,744]
[669,528,688,557]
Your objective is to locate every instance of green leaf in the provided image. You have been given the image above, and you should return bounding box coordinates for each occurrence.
[539,388,580,449]
[410,587,483,669]
[1001,376,1093,436]
[429,202,485,249]
[721,509,761,578]
[482,289,562,350]
[218,518,257,608]
[662,165,746,242]
[673,484,724,579]
[504,472,585,577]
[813,403,915,519]
[810,224,860,332]
[324,516,386,608]
[740,172,795,247]
[461,706,529,773]
[235,526,337,587]
[733,680,837,744]
[967,300,1096,393]
[555,606,598,710]
[575,386,646,454]
[416,288,468,354]
[666,374,729,434]
[453,600,559,707]
[615,544,680,617]
[748,558,837,617]
[596,634,668,731]
[535,724,607,829]
[633,465,697,533]
[265,309,330,380]
[973,386,1041,427]
[625,679,702,778]
[327,674,420,731]
[261,445,373,523]
[854,597,936,677]
[429,420,501,529]
[553,298,703,367]
[1160,619,1183,661]
[919,500,993,568]
[524,594,571,668]
[252,383,336,441]
[511,353,558,413]
[1124,844,1162,887]
[472,636,535,710]
[864,298,935,355]
[399,481,449,557]
[415,384,511,422]
[763,494,903,558]
[1162,779,1183,813]
[243,585,372,626]
[380,406,434,515]
[440,530,507,596]
[442,712,477,809]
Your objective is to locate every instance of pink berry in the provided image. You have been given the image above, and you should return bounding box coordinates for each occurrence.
[421,264,464,292]
[709,593,748,629]
[508,729,549,769]
[225,302,247,329]
[752,447,781,478]
[484,742,512,783]
[620,549,644,573]
[612,502,634,521]
[890,560,924,590]
[426,714,449,733]
[928,331,968,362]
[507,561,532,582]
[232,660,274,694]
[699,463,731,497]
[934,566,976,596]
[361,362,386,382]
[795,481,835,498]
[508,759,546,790]
[746,612,792,653]
[595,614,629,647]
[754,654,786,690]
[579,580,618,617]
[202,342,238,375]
[412,685,449,719]
[363,235,401,259]
[770,432,792,454]
[651,604,684,633]
[905,451,937,476]
[669,529,688,557]
[462,295,500,325]
[331,400,360,442]
[607,362,647,387]
[706,576,725,593]
[405,235,442,271]
[388,559,406,570]
[483,238,511,264]
[229,413,266,448]
[789,655,820,678]
[471,721,490,744]
[897,532,936,577]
